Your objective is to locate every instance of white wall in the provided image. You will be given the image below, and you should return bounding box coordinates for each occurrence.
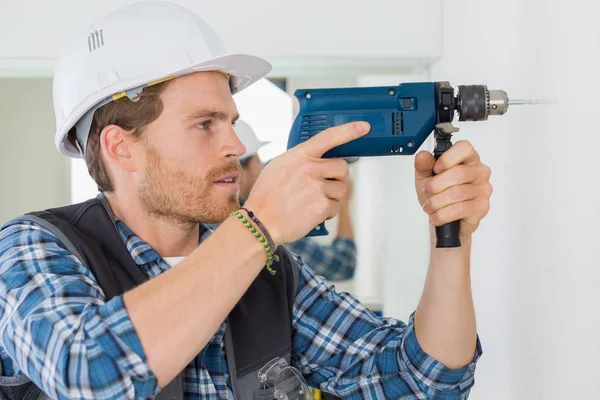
[0,78,70,224]
[0,0,442,77]
[423,1,600,398]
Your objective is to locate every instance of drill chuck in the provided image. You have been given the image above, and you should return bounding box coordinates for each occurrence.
[456,85,509,121]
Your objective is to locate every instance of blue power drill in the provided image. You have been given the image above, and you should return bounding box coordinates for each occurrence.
[286,81,511,248]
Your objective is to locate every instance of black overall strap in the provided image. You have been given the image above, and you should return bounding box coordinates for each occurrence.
[225,247,300,399]
[17,198,184,400]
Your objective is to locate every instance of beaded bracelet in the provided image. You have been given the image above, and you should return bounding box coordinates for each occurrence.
[231,210,279,275]
[240,207,277,252]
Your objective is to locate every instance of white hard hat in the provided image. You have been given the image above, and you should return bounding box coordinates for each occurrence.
[235,120,269,161]
[53,0,272,158]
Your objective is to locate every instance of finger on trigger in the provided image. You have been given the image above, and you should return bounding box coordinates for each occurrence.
[319,158,349,179]
[323,180,348,201]
[326,199,341,220]
[297,121,370,158]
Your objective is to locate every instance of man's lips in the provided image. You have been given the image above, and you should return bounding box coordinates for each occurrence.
[214,172,241,191]
[213,172,240,184]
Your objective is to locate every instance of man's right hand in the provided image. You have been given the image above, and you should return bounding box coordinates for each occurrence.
[341,177,354,205]
[244,121,370,247]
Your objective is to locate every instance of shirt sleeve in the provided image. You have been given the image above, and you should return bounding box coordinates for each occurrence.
[285,237,356,281]
[291,256,482,400]
[0,221,158,400]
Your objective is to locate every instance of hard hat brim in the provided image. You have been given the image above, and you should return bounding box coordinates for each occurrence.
[56,53,272,158]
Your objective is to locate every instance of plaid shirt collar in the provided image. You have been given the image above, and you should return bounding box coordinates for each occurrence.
[96,193,214,266]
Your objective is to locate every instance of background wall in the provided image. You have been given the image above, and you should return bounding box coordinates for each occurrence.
[0,0,442,77]
[427,1,600,398]
[0,78,70,222]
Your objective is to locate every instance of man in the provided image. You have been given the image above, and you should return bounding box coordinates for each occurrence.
[0,2,491,399]
[235,119,357,281]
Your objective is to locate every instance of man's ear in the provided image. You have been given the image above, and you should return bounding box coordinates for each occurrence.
[100,125,138,173]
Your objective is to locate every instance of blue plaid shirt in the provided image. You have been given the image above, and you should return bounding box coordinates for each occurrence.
[0,213,482,399]
[285,237,356,281]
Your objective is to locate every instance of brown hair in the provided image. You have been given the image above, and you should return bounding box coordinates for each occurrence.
[68,81,172,192]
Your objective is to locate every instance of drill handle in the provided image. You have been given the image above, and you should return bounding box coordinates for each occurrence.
[433,129,462,248]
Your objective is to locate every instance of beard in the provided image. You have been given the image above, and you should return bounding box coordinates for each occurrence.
[138,145,241,228]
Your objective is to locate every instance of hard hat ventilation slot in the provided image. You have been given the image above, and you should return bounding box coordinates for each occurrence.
[88,30,105,52]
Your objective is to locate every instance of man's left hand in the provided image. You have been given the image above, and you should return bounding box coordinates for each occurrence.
[414,140,493,239]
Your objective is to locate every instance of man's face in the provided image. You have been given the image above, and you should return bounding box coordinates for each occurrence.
[239,155,264,203]
[133,71,245,225]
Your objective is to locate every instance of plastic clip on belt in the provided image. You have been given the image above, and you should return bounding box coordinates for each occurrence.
[257,357,313,400]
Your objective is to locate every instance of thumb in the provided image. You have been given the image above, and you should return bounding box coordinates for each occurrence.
[414,150,435,181]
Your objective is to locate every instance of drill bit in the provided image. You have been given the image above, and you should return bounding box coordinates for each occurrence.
[508,98,558,106]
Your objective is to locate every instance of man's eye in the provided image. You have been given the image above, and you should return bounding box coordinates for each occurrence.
[196,120,212,129]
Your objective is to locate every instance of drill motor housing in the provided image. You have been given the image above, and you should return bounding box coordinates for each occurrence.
[287,82,507,158]
[286,81,509,247]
